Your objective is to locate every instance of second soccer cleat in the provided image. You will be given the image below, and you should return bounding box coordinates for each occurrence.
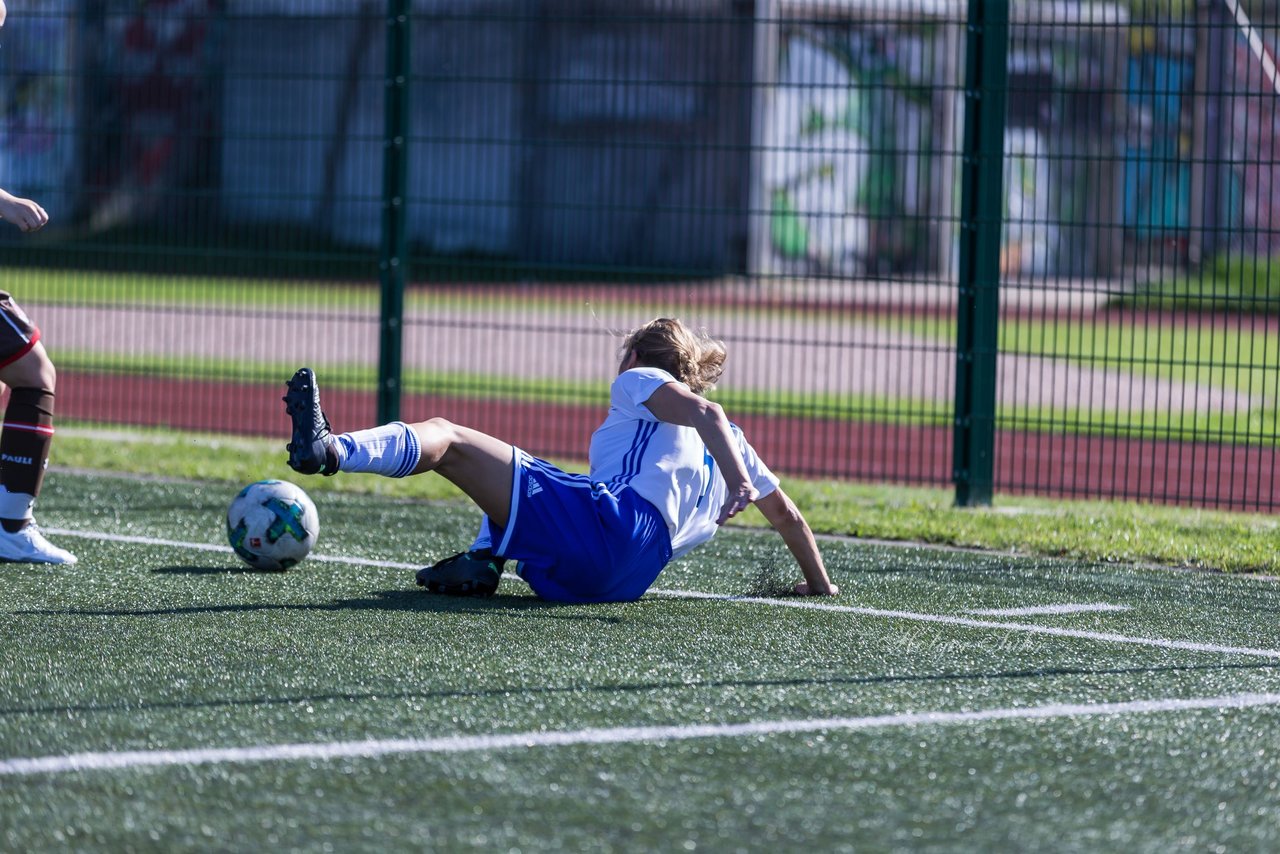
[416,550,504,596]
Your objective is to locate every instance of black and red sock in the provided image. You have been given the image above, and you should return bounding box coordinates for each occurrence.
[0,387,55,533]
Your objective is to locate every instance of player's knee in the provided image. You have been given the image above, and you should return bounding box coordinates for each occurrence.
[407,416,453,435]
[27,342,54,380]
[38,360,56,393]
[407,417,458,468]
[0,347,55,391]
[421,416,457,441]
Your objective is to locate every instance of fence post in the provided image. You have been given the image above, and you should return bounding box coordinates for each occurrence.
[377,0,411,425]
[953,0,1008,507]
[1189,0,1230,266]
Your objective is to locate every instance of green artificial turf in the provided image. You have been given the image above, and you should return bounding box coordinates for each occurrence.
[2,472,1280,851]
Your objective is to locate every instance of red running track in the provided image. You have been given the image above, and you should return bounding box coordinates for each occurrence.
[57,372,1279,513]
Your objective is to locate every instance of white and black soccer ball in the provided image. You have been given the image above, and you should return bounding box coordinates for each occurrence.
[226,479,319,571]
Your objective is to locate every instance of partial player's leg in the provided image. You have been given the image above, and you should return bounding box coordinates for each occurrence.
[406,418,515,526]
[0,337,76,565]
[284,367,514,524]
[284,368,517,596]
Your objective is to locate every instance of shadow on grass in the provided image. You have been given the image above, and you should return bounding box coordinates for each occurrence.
[12,583,625,620]
[3,659,1277,720]
[151,564,287,576]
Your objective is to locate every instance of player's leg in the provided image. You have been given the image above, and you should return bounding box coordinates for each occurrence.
[403,418,515,526]
[0,338,76,564]
[284,368,514,525]
[284,368,514,597]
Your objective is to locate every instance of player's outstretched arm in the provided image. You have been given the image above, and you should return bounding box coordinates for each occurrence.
[754,487,838,596]
[641,382,756,524]
[0,188,48,233]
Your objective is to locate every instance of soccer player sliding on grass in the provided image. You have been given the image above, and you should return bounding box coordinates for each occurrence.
[283,317,837,602]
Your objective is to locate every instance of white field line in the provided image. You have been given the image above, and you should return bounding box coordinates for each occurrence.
[4,691,1280,777]
[45,528,1280,661]
[44,528,421,570]
[965,603,1132,617]
[648,589,1280,660]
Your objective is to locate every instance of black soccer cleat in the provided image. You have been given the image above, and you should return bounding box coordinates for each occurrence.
[416,550,505,597]
[283,367,339,476]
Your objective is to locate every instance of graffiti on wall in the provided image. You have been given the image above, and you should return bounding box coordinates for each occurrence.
[1000,127,1060,275]
[1122,31,1193,241]
[1120,22,1278,259]
[763,22,1121,279]
[763,26,936,277]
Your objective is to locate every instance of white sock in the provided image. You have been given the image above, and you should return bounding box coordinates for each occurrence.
[335,422,421,478]
[0,485,34,522]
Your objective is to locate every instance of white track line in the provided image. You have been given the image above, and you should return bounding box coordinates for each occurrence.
[44,528,1280,661]
[965,603,1132,617]
[4,691,1279,777]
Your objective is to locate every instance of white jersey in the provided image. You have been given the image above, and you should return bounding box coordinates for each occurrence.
[588,367,779,559]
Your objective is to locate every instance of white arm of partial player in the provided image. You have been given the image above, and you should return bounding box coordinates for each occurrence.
[0,188,48,233]
[640,382,755,525]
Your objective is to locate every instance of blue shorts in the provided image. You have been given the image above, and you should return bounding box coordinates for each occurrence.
[491,448,672,603]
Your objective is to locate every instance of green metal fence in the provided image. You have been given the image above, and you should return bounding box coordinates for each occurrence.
[0,0,1276,511]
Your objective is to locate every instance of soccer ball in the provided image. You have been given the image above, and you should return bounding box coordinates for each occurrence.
[226,480,319,571]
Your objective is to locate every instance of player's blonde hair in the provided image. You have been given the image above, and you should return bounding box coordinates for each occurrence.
[621,317,726,394]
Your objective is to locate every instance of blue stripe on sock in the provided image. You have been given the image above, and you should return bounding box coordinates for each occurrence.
[337,434,355,467]
[390,422,420,478]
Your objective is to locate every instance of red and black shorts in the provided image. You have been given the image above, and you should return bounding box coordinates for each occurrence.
[0,291,41,369]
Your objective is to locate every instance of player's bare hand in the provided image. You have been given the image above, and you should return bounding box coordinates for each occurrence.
[716,484,757,525]
[0,195,48,233]
[793,581,839,596]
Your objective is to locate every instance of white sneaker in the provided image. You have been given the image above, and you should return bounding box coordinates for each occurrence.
[0,523,77,564]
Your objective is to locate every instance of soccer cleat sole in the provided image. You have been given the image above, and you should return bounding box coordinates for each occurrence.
[421,577,496,597]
